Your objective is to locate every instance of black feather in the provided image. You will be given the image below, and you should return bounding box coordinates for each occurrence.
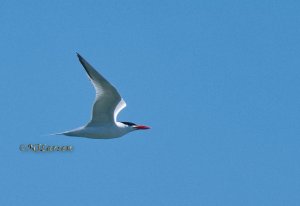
[121,122,136,126]
[76,53,94,80]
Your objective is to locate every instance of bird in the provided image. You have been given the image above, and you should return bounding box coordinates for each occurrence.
[56,53,150,139]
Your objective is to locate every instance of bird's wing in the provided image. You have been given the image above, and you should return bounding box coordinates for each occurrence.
[76,53,126,125]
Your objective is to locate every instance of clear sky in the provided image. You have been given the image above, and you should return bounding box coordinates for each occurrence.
[1,0,299,205]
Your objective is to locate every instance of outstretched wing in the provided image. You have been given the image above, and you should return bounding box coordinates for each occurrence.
[77,53,126,125]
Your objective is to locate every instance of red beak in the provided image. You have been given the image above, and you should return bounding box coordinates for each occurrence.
[134,125,150,130]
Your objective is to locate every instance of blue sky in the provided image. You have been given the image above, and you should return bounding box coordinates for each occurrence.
[1,0,300,205]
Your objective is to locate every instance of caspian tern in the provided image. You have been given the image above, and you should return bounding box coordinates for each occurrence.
[57,53,150,139]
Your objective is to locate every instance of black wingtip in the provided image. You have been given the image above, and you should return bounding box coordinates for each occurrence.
[76,52,85,65]
[76,52,82,59]
[76,53,94,80]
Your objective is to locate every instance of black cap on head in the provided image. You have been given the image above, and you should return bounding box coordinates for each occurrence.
[121,122,136,126]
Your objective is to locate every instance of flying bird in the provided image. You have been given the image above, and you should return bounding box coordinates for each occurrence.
[56,53,150,139]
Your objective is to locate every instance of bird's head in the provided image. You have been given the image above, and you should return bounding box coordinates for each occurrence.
[121,121,150,130]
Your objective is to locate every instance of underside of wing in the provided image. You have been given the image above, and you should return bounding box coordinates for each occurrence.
[76,53,126,126]
[88,94,123,125]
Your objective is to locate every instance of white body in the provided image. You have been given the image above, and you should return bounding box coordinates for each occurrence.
[62,123,135,139]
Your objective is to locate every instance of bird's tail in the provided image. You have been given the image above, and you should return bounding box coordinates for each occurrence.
[47,132,65,136]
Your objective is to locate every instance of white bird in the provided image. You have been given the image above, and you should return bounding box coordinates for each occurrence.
[57,53,150,139]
